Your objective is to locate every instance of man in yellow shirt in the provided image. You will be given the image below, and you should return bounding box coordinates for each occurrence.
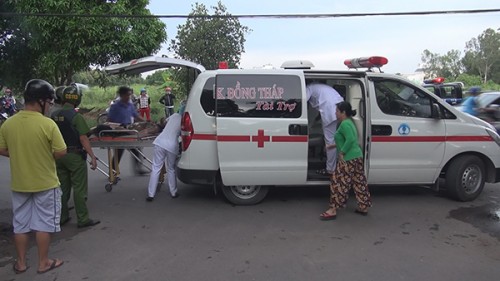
[0,79,67,274]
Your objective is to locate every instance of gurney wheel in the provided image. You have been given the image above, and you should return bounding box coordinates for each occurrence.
[105,184,113,192]
[113,177,120,185]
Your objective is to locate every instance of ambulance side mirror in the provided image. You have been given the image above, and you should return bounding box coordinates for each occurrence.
[431,103,442,119]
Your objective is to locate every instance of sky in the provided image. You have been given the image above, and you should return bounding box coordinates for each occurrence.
[147,0,500,75]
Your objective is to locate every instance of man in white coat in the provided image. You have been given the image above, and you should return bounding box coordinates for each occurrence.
[146,108,183,201]
[306,81,344,175]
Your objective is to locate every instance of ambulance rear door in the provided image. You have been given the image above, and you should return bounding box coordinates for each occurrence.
[215,71,309,185]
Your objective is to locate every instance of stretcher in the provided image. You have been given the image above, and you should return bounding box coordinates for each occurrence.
[89,129,165,192]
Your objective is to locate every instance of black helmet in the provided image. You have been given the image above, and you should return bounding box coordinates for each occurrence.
[54,86,65,105]
[23,79,55,103]
[62,85,82,107]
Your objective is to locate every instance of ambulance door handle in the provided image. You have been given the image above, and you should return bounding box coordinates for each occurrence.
[372,125,392,136]
[289,124,308,135]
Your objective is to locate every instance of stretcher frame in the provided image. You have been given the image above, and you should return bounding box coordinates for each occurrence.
[90,129,165,192]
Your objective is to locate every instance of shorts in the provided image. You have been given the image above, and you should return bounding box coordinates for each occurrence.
[12,188,62,234]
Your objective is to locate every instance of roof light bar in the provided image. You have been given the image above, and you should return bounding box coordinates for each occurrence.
[423,77,445,84]
[344,56,388,69]
[218,61,228,69]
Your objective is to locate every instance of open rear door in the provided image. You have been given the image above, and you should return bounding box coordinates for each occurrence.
[104,56,205,75]
[215,71,309,186]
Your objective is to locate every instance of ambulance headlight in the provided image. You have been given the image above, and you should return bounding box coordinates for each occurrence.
[486,128,500,146]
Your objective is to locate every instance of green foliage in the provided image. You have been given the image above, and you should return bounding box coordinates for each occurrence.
[421,49,463,80]
[72,70,145,88]
[482,80,500,91]
[422,28,499,85]
[455,74,482,88]
[144,69,175,89]
[1,0,166,87]
[169,1,251,70]
[463,28,500,83]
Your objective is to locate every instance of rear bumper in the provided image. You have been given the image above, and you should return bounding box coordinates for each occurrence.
[177,167,217,185]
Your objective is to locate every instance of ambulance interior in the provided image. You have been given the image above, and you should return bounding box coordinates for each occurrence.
[306,78,365,180]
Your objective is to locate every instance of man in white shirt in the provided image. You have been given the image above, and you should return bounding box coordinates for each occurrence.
[146,110,182,201]
[306,81,344,175]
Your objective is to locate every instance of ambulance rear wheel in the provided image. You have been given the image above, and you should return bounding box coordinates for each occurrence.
[445,155,485,202]
[221,185,269,205]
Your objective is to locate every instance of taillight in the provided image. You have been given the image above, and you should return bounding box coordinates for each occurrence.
[181,112,193,151]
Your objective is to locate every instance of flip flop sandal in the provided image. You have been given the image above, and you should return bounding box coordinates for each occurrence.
[13,263,28,274]
[319,212,337,221]
[37,259,64,274]
[355,209,368,216]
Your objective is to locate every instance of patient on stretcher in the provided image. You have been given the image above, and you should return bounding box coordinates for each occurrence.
[89,120,166,140]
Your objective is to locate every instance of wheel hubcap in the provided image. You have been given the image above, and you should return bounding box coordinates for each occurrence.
[229,185,260,199]
[461,165,482,194]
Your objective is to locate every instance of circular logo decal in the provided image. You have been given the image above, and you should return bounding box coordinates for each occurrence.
[398,123,410,135]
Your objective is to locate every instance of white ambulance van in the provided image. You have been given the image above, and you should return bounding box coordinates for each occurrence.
[105,56,500,205]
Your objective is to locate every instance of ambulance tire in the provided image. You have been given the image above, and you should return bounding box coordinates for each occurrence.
[221,185,269,205]
[445,155,485,202]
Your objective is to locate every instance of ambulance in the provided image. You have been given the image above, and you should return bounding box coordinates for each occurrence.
[105,56,500,205]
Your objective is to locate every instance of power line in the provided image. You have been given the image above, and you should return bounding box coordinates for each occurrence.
[1,8,500,19]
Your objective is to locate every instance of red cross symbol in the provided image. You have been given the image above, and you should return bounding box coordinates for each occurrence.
[252,129,270,148]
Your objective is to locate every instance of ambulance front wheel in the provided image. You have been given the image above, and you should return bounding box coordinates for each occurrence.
[445,155,485,202]
[221,185,269,205]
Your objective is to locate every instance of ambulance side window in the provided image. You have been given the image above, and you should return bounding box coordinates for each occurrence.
[200,77,216,116]
[215,74,302,118]
[374,79,433,118]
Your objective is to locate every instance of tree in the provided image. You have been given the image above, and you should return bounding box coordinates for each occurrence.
[463,28,500,83]
[169,1,251,70]
[0,0,167,87]
[0,1,39,91]
[421,49,463,80]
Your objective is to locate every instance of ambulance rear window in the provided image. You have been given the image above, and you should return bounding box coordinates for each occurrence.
[214,74,302,118]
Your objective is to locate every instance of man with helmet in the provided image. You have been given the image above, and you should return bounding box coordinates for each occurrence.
[462,86,482,117]
[159,86,176,118]
[138,88,151,121]
[0,79,66,274]
[52,84,100,229]
[48,86,65,116]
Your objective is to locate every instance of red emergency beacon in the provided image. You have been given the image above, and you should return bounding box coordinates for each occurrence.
[218,61,228,69]
[344,56,388,69]
[423,77,445,84]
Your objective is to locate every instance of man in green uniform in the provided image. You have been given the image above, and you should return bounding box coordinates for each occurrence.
[52,85,100,228]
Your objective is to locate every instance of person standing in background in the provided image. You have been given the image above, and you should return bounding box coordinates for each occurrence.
[138,88,151,122]
[159,87,176,118]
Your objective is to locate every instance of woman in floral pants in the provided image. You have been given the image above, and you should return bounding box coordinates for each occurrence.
[320,101,371,220]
